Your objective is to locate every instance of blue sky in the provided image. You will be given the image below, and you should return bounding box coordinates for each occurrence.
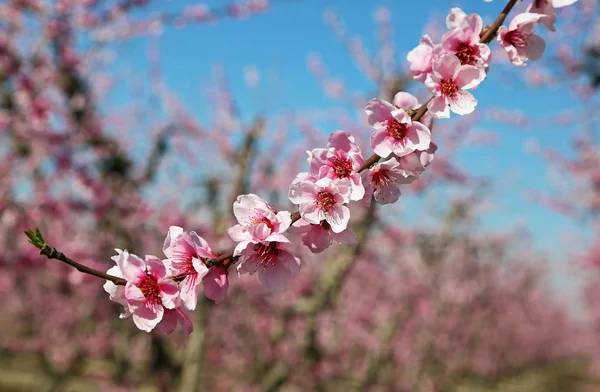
[102,0,593,304]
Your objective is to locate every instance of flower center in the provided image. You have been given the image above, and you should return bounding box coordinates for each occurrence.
[372,169,393,189]
[506,30,531,48]
[333,157,353,178]
[456,42,478,65]
[137,273,162,305]
[440,79,459,97]
[316,191,336,212]
[252,216,274,231]
[253,242,278,267]
[387,119,408,140]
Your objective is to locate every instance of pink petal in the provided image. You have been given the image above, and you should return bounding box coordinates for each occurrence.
[145,255,168,279]
[330,228,358,245]
[455,65,485,90]
[176,308,194,335]
[428,96,450,119]
[279,249,301,273]
[433,54,461,80]
[302,224,333,253]
[374,183,402,205]
[159,279,180,310]
[162,226,183,258]
[393,92,420,110]
[132,304,164,332]
[448,90,477,115]
[156,309,178,336]
[259,260,292,291]
[118,251,145,282]
[325,204,350,233]
[365,99,395,126]
[371,128,393,158]
[288,180,318,205]
[203,267,229,302]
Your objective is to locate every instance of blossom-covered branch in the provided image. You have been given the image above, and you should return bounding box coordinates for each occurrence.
[26,0,582,336]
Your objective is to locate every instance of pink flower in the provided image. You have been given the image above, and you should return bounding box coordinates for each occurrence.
[366,98,431,158]
[288,177,352,233]
[398,142,438,176]
[228,194,299,291]
[392,91,434,130]
[227,194,292,253]
[361,158,416,207]
[308,131,365,201]
[236,242,301,291]
[290,219,357,253]
[441,12,491,67]
[105,249,180,333]
[163,226,214,310]
[498,13,546,66]
[425,54,485,118]
[407,35,442,82]
[203,266,229,302]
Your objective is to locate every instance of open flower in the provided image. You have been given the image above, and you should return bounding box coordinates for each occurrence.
[104,249,180,333]
[498,13,546,66]
[227,194,292,253]
[228,194,299,291]
[289,177,352,233]
[361,158,416,207]
[308,131,365,201]
[441,11,491,67]
[163,226,214,310]
[366,99,431,158]
[425,54,485,118]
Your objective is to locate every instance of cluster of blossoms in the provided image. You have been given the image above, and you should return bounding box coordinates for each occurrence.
[99,0,579,334]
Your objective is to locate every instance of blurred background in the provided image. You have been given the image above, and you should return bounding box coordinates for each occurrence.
[1,0,600,391]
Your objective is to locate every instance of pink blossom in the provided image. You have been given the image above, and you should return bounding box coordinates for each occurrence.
[162,226,213,310]
[288,177,352,233]
[441,12,491,67]
[228,194,299,291]
[425,54,485,118]
[308,130,365,201]
[366,98,431,158]
[290,219,357,253]
[407,35,442,82]
[236,241,301,291]
[361,158,416,207]
[227,194,292,254]
[104,249,180,333]
[498,13,546,67]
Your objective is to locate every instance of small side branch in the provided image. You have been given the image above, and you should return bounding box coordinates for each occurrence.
[25,228,127,285]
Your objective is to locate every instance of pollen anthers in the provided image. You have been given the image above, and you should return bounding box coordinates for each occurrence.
[386,118,408,141]
[332,156,353,178]
[137,273,162,305]
[440,78,459,97]
[456,42,478,65]
[253,242,278,267]
[316,191,336,212]
[506,30,531,47]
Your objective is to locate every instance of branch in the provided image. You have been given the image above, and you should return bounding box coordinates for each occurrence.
[25,228,127,285]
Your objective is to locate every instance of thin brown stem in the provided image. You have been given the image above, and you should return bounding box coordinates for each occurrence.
[39,243,127,285]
